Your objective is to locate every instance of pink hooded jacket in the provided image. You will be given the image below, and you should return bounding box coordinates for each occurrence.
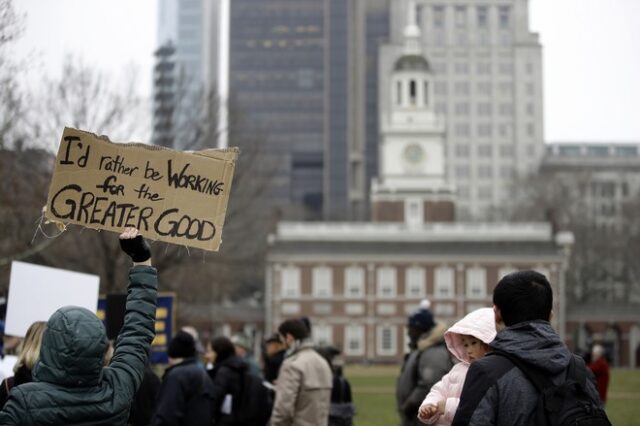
[418,308,496,425]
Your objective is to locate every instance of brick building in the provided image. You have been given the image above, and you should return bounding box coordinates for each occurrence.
[266,223,572,363]
[265,2,577,364]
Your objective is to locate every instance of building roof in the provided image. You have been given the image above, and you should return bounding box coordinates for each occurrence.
[543,142,640,171]
[267,222,567,261]
[394,54,430,72]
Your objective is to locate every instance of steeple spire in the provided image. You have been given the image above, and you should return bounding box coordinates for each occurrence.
[403,0,421,55]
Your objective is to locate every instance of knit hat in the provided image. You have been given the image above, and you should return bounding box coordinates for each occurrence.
[407,307,436,332]
[230,333,251,351]
[168,331,196,359]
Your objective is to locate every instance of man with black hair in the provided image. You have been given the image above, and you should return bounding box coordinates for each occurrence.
[270,318,332,426]
[396,302,451,426]
[452,270,602,426]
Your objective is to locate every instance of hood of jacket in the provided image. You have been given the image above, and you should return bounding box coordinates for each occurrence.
[33,306,108,387]
[417,322,448,351]
[490,320,572,375]
[217,354,247,372]
[445,307,497,363]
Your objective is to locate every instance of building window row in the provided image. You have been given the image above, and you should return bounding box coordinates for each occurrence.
[434,6,510,30]
[280,266,543,299]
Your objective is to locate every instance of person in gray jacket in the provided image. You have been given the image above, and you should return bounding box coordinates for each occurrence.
[452,270,602,426]
[396,303,452,426]
[270,318,333,426]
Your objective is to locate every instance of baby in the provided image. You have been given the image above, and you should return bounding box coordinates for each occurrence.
[417,308,496,425]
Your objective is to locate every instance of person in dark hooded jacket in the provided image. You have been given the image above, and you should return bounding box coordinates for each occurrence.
[207,336,249,425]
[0,227,157,425]
[396,302,452,426]
[152,331,215,426]
[452,270,602,426]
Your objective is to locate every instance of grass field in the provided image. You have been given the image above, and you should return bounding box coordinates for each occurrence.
[347,365,640,426]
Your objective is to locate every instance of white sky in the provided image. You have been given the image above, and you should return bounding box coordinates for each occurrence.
[12,0,640,142]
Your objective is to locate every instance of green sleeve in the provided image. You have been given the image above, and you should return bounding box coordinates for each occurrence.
[105,265,158,403]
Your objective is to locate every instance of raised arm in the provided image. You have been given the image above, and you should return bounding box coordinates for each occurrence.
[105,228,158,403]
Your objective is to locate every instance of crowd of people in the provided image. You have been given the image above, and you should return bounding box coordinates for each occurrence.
[0,228,612,425]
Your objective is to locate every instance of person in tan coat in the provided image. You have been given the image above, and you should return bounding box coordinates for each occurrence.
[270,319,332,426]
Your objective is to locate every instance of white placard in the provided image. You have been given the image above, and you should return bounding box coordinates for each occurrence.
[5,261,100,337]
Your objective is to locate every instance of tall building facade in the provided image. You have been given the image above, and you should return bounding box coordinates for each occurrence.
[155,0,391,220]
[383,0,544,220]
[154,0,218,149]
[226,0,390,221]
[155,0,544,221]
[266,25,571,363]
[542,142,640,228]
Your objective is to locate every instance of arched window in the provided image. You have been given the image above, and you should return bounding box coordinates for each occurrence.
[409,80,417,105]
[423,80,429,106]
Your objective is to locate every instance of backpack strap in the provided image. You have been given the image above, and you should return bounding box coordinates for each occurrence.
[490,350,560,391]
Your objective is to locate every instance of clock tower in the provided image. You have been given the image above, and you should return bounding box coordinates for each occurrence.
[371,0,454,225]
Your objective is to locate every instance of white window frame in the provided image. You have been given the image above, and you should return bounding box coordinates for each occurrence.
[281,302,301,315]
[466,267,487,299]
[434,266,455,299]
[377,325,397,356]
[344,266,365,298]
[313,303,332,315]
[405,199,423,227]
[281,266,301,298]
[345,303,364,315]
[344,325,365,356]
[313,324,333,346]
[433,303,456,317]
[405,267,426,298]
[376,267,397,298]
[312,266,333,298]
[377,303,397,315]
[498,267,517,281]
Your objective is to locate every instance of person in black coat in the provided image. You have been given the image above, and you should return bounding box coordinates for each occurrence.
[262,333,286,384]
[152,331,215,426]
[207,336,250,425]
[127,363,161,426]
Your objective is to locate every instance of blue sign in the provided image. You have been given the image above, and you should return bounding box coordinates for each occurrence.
[97,292,176,364]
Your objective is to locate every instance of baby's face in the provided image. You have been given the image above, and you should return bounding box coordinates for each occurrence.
[460,335,488,362]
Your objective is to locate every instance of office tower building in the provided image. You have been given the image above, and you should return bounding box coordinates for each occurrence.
[384,0,544,219]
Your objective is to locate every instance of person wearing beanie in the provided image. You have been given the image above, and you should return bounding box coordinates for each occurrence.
[152,331,215,426]
[396,306,452,426]
[230,333,261,377]
[262,333,286,384]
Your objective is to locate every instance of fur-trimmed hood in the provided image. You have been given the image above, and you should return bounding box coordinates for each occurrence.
[417,322,448,351]
[444,308,496,363]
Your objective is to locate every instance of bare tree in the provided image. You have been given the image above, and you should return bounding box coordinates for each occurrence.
[507,170,639,305]
[1,29,275,329]
[0,0,27,150]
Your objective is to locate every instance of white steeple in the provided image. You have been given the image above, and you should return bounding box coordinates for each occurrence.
[403,0,421,55]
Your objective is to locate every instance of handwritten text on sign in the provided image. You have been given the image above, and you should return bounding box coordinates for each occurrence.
[45,128,238,251]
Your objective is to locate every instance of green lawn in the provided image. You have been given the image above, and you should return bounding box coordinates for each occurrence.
[347,365,640,426]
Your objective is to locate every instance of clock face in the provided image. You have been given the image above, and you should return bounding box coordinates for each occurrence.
[403,144,425,165]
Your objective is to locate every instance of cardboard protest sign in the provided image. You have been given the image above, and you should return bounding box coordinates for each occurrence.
[6,261,100,337]
[45,127,239,251]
